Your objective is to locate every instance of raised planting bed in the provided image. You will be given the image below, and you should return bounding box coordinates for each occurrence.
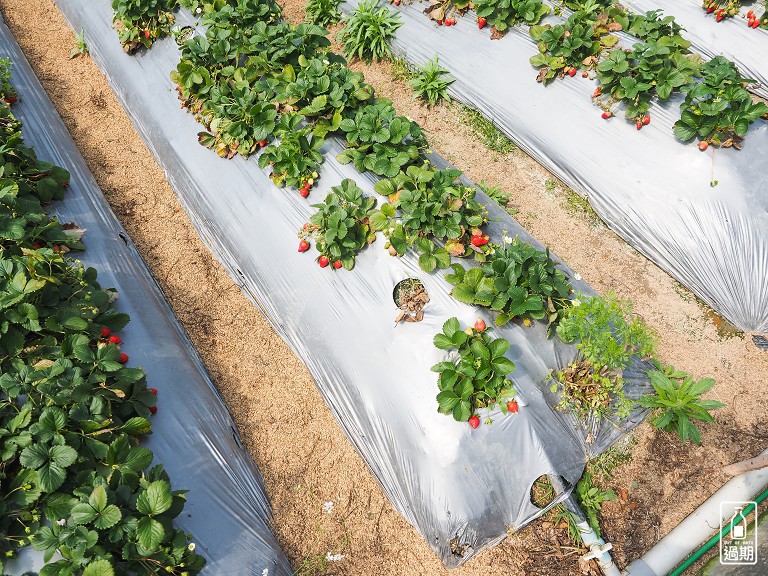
[0,16,292,575]
[342,0,768,333]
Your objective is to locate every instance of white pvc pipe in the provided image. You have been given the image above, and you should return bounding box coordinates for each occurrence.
[574,518,622,576]
[624,449,768,576]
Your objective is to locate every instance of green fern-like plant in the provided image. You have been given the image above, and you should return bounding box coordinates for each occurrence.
[338,0,403,62]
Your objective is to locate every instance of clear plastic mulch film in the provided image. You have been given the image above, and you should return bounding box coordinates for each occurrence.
[0,16,293,576]
[337,0,768,334]
[51,0,655,567]
[628,0,768,99]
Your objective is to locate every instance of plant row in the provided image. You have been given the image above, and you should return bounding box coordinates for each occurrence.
[0,60,205,576]
[393,0,768,149]
[110,0,724,442]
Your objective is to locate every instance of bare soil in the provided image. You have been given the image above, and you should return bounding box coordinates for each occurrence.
[1,0,766,574]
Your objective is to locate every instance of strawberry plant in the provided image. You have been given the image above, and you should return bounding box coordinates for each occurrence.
[258,113,325,189]
[0,95,203,575]
[337,99,426,177]
[446,237,572,334]
[529,4,619,83]
[112,0,178,53]
[370,164,490,271]
[618,10,692,51]
[408,55,455,106]
[339,0,403,62]
[299,179,377,269]
[473,0,550,36]
[597,41,700,122]
[431,317,517,424]
[423,0,472,25]
[197,87,279,158]
[305,0,343,26]
[172,32,238,110]
[0,59,17,104]
[282,56,375,136]
[195,0,282,33]
[674,56,768,148]
[637,362,725,445]
[0,111,71,205]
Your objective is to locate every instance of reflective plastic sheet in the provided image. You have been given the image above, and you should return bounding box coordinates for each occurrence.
[340,0,768,333]
[0,15,293,576]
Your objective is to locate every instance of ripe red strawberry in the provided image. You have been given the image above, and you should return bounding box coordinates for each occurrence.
[394,0,400,4]
[642,115,651,126]
[149,405,158,415]
[748,10,755,18]
[601,111,612,119]
[477,17,487,29]
[698,141,709,151]
[148,388,158,395]
[318,256,329,268]
[298,240,310,253]
[333,260,343,269]
[143,30,151,39]
[507,400,519,413]
[567,67,577,77]
[636,121,643,130]
[4,96,16,104]
[119,353,129,364]
[752,20,760,28]
[33,242,43,249]
[437,19,443,25]
[101,327,112,338]
[581,71,589,78]
[471,235,488,247]
[108,335,123,345]
[468,415,480,429]
[53,245,61,253]
[706,5,715,14]
[259,139,267,147]
[299,187,310,198]
[716,11,724,22]
[474,318,486,332]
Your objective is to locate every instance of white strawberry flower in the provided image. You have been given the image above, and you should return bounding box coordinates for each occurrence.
[502,235,513,244]
[574,273,582,281]
[326,552,344,562]
[572,299,581,307]
[322,501,334,514]
[188,543,196,551]
[56,519,66,526]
